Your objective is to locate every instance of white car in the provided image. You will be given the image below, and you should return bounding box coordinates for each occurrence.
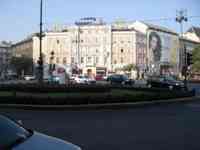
[24,75,36,81]
[73,75,87,84]
[84,76,96,84]
[0,115,81,150]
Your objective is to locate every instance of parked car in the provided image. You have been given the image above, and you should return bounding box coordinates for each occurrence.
[44,76,60,84]
[85,76,96,84]
[107,74,134,85]
[95,75,103,81]
[73,75,88,84]
[0,115,81,150]
[24,75,36,81]
[146,75,184,90]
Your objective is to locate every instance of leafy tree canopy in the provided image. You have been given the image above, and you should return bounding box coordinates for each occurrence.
[122,64,137,72]
[10,56,33,76]
[192,45,200,72]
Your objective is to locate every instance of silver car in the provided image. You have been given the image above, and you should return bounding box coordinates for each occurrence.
[0,115,81,150]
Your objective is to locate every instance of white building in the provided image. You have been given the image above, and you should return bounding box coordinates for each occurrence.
[111,27,137,70]
[65,18,112,76]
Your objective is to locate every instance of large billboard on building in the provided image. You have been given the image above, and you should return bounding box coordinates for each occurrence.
[148,30,179,74]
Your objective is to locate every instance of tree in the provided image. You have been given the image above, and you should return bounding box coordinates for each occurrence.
[192,45,200,72]
[10,56,33,77]
[122,64,137,72]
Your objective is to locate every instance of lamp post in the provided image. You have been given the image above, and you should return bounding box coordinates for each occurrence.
[175,9,188,90]
[38,0,44,84]
[49,51,55,83]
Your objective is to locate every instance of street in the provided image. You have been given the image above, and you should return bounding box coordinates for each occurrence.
[1,100,200,150]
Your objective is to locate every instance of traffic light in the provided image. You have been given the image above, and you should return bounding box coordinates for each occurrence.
[187,53,193,66]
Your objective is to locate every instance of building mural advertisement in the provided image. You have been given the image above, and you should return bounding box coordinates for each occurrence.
[148,30,179,75]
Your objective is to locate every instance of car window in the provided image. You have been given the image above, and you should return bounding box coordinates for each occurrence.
[122,75,128,80]
[159,77,165,82]
[0,115,30,148]
[165,76,176,81]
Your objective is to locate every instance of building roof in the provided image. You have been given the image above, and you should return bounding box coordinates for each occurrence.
[12,33,39,46]
[112,28,135,32]
[187,26,200,38]
[0,41,12,48]
[179,37,200,44]
[141,22,178,35]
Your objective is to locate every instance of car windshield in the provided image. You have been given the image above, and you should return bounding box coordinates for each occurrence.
[0,115,32,149]
[122,75,129,80]
[164,76,177,81]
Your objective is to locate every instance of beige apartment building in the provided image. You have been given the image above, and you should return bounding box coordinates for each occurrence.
[66,21,112,76]
[12,32,71,77]
[111,27,137,71]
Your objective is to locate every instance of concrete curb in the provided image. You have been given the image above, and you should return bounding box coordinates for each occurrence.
[0,96,199,111]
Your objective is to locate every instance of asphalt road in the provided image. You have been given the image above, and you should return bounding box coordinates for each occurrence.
[1,100,200,150]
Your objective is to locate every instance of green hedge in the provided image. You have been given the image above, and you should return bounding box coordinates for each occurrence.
[0,84,110,93]
[0,89,194,105]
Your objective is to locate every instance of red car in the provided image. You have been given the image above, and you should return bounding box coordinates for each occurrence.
[95,75,103,81]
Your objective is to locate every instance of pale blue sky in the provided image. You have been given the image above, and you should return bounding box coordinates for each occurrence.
[1,0,200,42]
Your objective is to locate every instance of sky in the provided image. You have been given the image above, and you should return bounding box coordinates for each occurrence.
[1,0,200,42]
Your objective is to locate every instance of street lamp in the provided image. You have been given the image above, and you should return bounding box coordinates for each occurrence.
[49,51,55,82]
[175,9,188,90]
[38,0,44,84]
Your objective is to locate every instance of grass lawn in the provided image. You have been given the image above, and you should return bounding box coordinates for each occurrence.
[0,91,14,97]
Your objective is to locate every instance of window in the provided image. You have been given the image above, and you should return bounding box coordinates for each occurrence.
[63,57,67,64]
[57,39,60,44]
[121,49,124,53]
[81,57,84,63]
[114,60,117,64]
[87,57,92,63]
[96,49,99,53]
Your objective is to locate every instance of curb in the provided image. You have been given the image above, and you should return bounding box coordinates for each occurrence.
[0,96,199,111]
